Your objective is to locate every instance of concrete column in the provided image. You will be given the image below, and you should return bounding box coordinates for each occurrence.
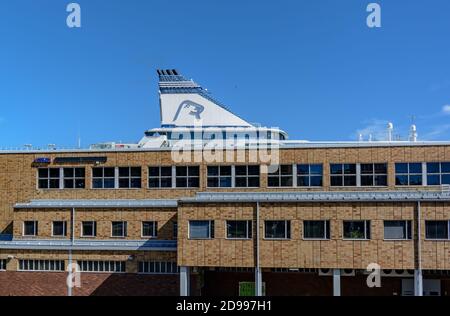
[333,269,341,296]
[180,266,190,296]
[255,267,263,296]
[414,269,423,296]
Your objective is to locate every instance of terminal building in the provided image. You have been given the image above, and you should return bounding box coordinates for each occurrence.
[0,70,449,296]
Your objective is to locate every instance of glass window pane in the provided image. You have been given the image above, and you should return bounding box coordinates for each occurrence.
[409,175,422,186]
[304,221,326,239]
[280,165,292,175]
[104,179,115,188]
[38,169,48,178]
[427,175,441,186]
[442,174,450,185]
[207,166,219,176]
[375,175,387,186]
[64,168,74,178]
[297,176,309,187]
[427,163,440,174]
[360,164,373,174]
[161,167,172,177]
[330,176,343,186]
[119,168,129,177]
[248,165,260,176]
[310,164,323,175]
[384,221,406,239]
[160,178,172,188]
[395,163,408,174]
[395,175,408,186]
[188,167,199,176]
[310,176,322,187]
[374,163,387,174]
[297,164,309,175]
[343,221,366,239]
[361,175,373,186]
[219,177,232,187]
[441,163,450,173]
[268,177,279,187]
[176,167,187,176]
[220,166,232,176]
[330,164,342,175]
[235,166,247,176]
[409,163,422,174]
[344,164,356,174]
[93,168,103,178]
[131,168,141,177]
[426,221,448,239]
[104,168,115,177]
[190,221,211,239]
[344,176,356,186]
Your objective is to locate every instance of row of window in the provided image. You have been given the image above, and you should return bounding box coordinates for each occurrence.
[22,220,175,238]
[37,162,450,190]
[16,260,178,274]
[188,220,445,240]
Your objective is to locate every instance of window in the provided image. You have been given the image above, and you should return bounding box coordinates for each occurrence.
[112,221,127,237]
[38,168,60,189]
[0,259,5,271]
[235,165,260,187]
[427,162,450,186]
[176,166,200,188]
[264,221,291,239]
[92,167,115,189]
[23,221,38,236]
[207,166,232,188]
[142,221,157,238]
[18,260,64,272]
[119,167,141,188]
[384,221,412,240]
[297,164,323,187]
[82,221,97,237]
[52,221,67,237]
[425,221,449,240]
[395,163,423,186]
[149,166,172,188]
[268,165,293,187]
[343,221,371,240]
[361,163,388,186]
[303,220,330,239]
[138,262,179,274]
[173,222,178,239]
[330,164,357,186]
[226,220,252,239]
[77,261,126,273]
[189,220,214,239]
[63,168,85,189]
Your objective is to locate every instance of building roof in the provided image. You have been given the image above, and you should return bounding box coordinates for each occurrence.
[15,199,178,209]
[181,190,450,203]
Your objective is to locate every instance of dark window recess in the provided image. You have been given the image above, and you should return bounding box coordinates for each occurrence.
[53,157,107,164]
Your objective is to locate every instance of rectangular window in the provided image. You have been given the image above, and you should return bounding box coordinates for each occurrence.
[426,162,450,186]
[226,220,252,239]
[176,166,200,188]
[360,163,388,186]
[235,165,260,188]
[425,221,449,240]
[38,168,60,189]
[207,166,232,188]
[303,220,330,240]
[0,259,5,271]
[23,221,38,236]
[92,167,115,189]
[148,166,173,188]
[63,168,85,189]
[268,165,293,187]
[77,261,126,273]
[52,221,67,237]
[189,220,214,239]
[330,164,357,186]
[118,167,141,188]
[264,220,291,239]
[112,221,127,237]
[395,163,423,186]
[173,222,178,239]
[343,220,371,240]
[138,262,179,274]
[142,221,157,238]
[18,260,65,272]
[384,220,412,240]
[297,164,323,187]
[81,221,97,237]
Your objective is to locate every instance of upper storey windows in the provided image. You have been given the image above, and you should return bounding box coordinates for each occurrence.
[330,163,387,187]
[395,163,422,186]
[38,168,85,189]
[92,167,142,189]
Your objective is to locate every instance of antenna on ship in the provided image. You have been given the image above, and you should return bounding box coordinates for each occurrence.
[409,115,418,142]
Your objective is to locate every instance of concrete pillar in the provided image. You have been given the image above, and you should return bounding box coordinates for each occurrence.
[180,266,190,296]
[414,269,423,296]
[255,267,263,296]
[333,269,341,296]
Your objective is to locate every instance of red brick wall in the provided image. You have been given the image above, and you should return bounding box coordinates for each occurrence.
[0,272,186,296]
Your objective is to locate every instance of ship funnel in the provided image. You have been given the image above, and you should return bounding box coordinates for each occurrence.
[386,122,394,141]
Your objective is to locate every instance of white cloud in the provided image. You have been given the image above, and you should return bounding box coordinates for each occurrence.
[355,119,390,141]
[421,124,450,140]
[442,105,450,115]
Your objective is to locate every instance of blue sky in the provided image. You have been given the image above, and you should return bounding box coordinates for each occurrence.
[0,0,449,148]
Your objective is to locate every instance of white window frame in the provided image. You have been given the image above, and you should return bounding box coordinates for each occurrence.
[23,221,38,237]
[360,163,388,187]
[118,166,142,189]
[148,166,173,189]
[0,259,6,271]
[383,220,412,240]
[426,162,450,186]
[81,221,97,237]
[424,220,450,241]
[267,165,294,188]
[111,221,127,238]
[37,168,61,189]
[175,166,200,188]
[92,167,116,189]
[141,221,158,238]
[303,220,330,240]
[206,165,233,188]
[264,220,291,240]
[330,163,357,187]
[138,261,179,274]
[225,220,253,240]
[395,162,424,186]
[77,260,126,273]
[51,221,67,237]
[188,220,214,240]
[296,164,323,187]
[235,165,260,188]
[18,259,65,272]
[342,220,371,240]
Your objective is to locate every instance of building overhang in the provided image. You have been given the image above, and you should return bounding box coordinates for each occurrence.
[14,199,178,209]
[0,237,177,251]
[180,190,450,203]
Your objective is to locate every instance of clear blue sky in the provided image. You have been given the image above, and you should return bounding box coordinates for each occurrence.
[1,0,450,148]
